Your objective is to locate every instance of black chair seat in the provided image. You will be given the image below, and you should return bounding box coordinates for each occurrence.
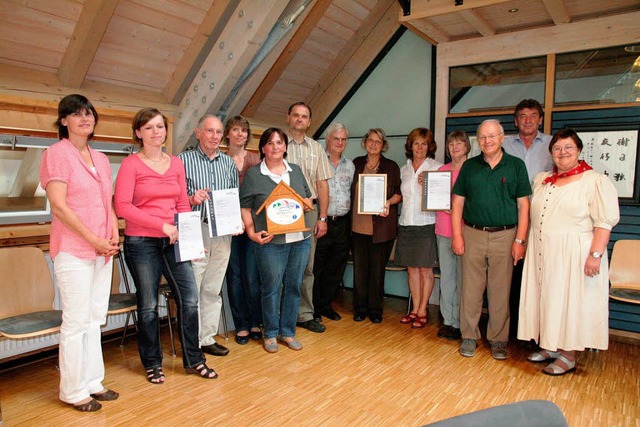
[108,294,137,311]
[610,288,640,303]
[0,310,62,338]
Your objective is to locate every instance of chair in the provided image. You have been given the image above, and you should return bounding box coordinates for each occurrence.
[609,240,640,305]
[107,251,138,347]
[158,277,230,357]
[0,247,63,425]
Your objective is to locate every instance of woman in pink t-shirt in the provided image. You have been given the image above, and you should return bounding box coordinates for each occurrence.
[434,130,471,340]
[40,94,120,412]
[115,108,217,384]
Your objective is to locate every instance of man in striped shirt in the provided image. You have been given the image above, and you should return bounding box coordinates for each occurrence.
[286,102,334,333]
[178,115,239,357]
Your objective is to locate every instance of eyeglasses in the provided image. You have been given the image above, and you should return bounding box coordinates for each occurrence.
[477,133,502,142]
[552,145,578,153]
[366,138,383,145]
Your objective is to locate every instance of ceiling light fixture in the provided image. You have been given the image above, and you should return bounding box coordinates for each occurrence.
[625,44,640,53]
[508,8,518,13]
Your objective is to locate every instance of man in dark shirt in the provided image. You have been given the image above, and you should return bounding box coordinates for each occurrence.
[451,119,531,361]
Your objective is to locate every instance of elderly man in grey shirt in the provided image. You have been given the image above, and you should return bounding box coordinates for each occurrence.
[312,123,355,322]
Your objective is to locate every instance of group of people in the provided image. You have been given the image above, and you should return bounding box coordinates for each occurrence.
[41,94,619,412]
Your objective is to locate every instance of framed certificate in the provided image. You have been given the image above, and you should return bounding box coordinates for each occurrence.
[357,174,387,214]
[422,170,452,211]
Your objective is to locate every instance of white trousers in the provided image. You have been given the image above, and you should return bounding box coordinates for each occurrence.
[191,230,231,346]
[54,252,112,404]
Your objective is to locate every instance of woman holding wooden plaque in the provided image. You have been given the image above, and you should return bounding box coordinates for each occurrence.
[240,128,313,353]
[350,128,402,323]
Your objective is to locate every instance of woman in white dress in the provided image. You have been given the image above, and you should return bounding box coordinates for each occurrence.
[518,129,619,376]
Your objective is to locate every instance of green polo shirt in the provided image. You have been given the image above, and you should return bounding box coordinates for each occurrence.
[452,149,531,227]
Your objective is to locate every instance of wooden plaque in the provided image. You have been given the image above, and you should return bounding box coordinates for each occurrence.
[256,181,313,235]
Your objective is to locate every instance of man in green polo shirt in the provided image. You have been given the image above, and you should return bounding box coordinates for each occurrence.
[451,119,531,360]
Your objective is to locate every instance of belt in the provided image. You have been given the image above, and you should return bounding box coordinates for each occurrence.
[328,215,347,221]
[464,221,516,232]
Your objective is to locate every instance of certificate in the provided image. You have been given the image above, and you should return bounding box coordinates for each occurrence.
[204,188,243,237]
[422,170,452,211]
[174,211,205,262]
[357,174,387,215]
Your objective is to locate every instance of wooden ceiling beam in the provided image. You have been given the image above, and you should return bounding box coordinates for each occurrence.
[309,1,400,135]
[307,0,396,106]
[57,0,119,88]
[172,0,289,153]
[458,9,495,37]
[541,0,571,25]
[398,0,510,21]
[9,148,43,198]
[241,0,333,118]
[163,1,238,103]
[402,19,449,45]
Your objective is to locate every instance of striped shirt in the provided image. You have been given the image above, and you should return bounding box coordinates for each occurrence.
[178,145,239,214]
[286,134,334,198]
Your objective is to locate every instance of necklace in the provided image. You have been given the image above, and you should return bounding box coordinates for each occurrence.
[141,151,163,165]
[366,157,380,171]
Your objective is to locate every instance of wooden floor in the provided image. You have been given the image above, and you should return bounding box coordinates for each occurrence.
[1,292,639,426]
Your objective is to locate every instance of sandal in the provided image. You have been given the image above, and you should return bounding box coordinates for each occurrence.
[90,389,119,401]
[146,367,165,384]
[186,363,218,379]
[411,316,428,329]
[400,313,418,324]
[69,398,102,412]
[527,350,561,363]
[542,354,576,376]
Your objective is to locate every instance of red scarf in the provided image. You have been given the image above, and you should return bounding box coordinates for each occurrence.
[542,160,593,185]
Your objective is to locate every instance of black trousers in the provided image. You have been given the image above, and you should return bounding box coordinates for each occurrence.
[312,215,350,313]
[509,259,524,339]
[351,232,394,316]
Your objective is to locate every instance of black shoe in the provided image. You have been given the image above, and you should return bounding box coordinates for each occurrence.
[249,329,263,340]
[313,312,323,322]
[353,312,367,322]
[296,319,326,333]
[437,325,462,340]
[450,327,462,340]
[201,342,229,356]
[235,334,250,345]
[369,313,382,323]
[320,308,342,321]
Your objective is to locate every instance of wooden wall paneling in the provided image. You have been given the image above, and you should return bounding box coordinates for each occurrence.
[241,0,333,119]
[172,0,289,154]
[398,0,510,21]
[324,3,361,31]
[332,0,370,21]
[115,0,201,37]
[0,40,61,73]
[9,0,84,20]
[309,1,401,135]
[57,0,120,88]
[163,0,237,103]
[316,14,355,42]
[543,54,555,135]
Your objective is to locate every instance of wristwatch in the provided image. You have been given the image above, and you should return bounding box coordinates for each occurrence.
[591,251,602,259]
[514,238,525,246]
[319,217,328,222]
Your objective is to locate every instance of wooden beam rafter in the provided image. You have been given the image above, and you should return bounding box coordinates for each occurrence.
[309,1,401,135]
[398,0,509,21]
[541,0,571,25]
[458,9,495,37]
[242,0,333,118]
[172,0,289,154]
[163,1,238,103]
[308,0,397,106]
[57,0,119,88]
[402,19,449,45]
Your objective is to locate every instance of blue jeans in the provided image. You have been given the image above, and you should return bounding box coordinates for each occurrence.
[436,235,461,328]
[124,236,205,370]
[254,238,311,339]
[226,234,262,332]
